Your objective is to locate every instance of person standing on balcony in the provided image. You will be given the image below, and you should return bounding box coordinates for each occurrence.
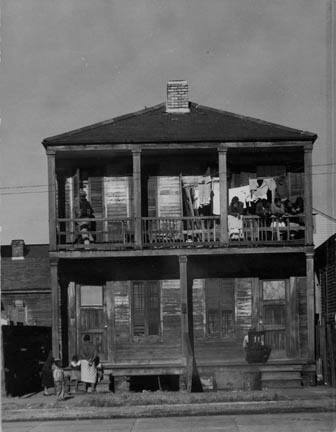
[75,189,95,245]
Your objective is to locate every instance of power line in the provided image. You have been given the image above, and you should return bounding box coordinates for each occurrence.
[0,190,49,196]
[0,184,47,190]
[313,208,336,223]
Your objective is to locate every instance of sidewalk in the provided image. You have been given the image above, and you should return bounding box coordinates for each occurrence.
[2,386,336,422]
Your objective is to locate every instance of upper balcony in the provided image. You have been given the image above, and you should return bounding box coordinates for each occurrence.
[48,145,312,253]
[43,81,316,254]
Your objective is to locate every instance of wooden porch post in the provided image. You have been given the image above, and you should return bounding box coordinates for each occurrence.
[306,252,315,362]
[218,144,228,244]
[50,258,60,359]
[132,148,142,248]
[179,255,192,389]
[179,255,189,353]
[304,144,314,245]
[47,150,57,251]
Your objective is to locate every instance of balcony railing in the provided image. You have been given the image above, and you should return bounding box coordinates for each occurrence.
[142,216,221,247]
[229,215,305,245]
[56,217,134,249]
[55,214,305,251]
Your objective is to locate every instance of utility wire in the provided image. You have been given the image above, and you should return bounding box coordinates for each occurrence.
[1,168,336,195]
[313,208,336,223]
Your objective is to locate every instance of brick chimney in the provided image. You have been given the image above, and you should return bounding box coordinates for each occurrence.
[11,239,25,260]
[166,80,190,113]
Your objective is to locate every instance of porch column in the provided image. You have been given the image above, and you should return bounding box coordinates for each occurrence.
[179,255,189,355]
[47,149,57,251]
[132,148,142,248]
[50,258,60,359]
[306,252,315,362]
[218,144,228,244]
[304,144,314,245]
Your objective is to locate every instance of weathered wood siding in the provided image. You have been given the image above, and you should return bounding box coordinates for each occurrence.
[235,278,252,339]
[113,279,181,362]
[148,176,181,217]
[193,278,250,362]
[113,281,131,342]
[88,176,104,241]
[192,279,206,339]
[104,177,133,218]
[296,277,308,358]
[161,280,181,343]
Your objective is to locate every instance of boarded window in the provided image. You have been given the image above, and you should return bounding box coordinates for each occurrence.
[80,285,103,307]
[205,279,234,338]
[132,281,160,337]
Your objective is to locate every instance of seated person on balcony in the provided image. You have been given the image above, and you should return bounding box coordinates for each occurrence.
[75,190,95,244]
[271,198,285,218]
[289,196,305,238]
[291,197,304,216]
[229,196,244,218]
[255,199,271,221]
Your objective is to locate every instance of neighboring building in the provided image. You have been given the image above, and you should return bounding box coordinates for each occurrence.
[315,233,336,323]
[42,81,317,390]
[1,240,51,326]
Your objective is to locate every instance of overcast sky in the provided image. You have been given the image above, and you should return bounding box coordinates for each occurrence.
[1,0,334,245]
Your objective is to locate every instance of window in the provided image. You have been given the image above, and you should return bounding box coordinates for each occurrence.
[205,279,234,338]
[132,281,160,337]
[80,285,103,307]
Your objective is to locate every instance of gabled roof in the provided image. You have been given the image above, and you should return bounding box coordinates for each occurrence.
[42,102,317,146]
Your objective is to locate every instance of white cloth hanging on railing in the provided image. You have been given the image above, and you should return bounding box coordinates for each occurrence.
[198,176,212,206]
[228,215,243,239]
[212,180,220,215]
[228,185,251,208]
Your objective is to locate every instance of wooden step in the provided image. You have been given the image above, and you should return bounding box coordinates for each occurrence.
[261,366,303,389]
[262,371,301,381]
[260,365,303,372]
[262,379,302,389]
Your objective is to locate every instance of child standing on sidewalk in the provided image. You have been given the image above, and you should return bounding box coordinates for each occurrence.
[69,355,81,393]
[53,359,65,400]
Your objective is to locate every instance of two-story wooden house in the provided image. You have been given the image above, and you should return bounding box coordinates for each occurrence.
[43,81,317,391]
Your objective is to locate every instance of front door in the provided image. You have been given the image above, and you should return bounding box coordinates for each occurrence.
[260,280,288,358]
[76,284,108,361]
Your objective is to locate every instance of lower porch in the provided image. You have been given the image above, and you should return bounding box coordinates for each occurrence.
[95,359,315,392]
[53,253,316,391]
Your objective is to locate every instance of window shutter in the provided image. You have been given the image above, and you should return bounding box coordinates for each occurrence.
[132,282,145,336]
[89,176,104,242]
[104,177,132,243]
[147,282,160,336]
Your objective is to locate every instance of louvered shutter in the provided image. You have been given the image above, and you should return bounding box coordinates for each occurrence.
[147,281,160,335]
[104,176,132,243]
[88,176,104,242]
[132,282,145,336]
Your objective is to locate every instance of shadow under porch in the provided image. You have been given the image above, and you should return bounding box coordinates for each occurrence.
[56,252,310,370]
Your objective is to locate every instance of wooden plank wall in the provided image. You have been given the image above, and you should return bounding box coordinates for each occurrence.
[161,280,181,343]
[104,177,133,218]
[192,279,206,339]
[113,281,131,342]
[296,277,308,358]
[235,279,252,339]
[157,177,181,217]
[114,279,181,362]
